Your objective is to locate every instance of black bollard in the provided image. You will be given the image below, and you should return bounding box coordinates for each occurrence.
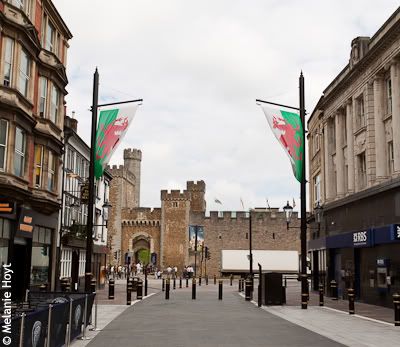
[179,277,182,288]
[218,280,223,300]
[192,278,196,300]
[166,278,170,300]
[319,283,324,307]
[137,280,143,300]
[245,279,251,301]
[109,279,115,299]
[230,274,233,286]
[162,278,165,292]
[199,277,202,286]
[127,279,132,305]
[238,279,242,292]
[348,288,355,314]
[173,277,176,290]
[258,282,262,307]
[90,278,96,293]
[393,293,400,326]
[206,276,208,285]
[186,277,189,288]
[330,280,338,300]
[145,277,148,297]
[214,274,216,285]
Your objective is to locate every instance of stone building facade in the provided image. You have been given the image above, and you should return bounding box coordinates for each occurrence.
[307,8,400,307]
[108,148,301,276]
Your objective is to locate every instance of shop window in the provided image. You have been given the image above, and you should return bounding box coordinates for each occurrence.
[0,120,8,171]
[0,218,11,269]
[3,37,14,87]
[31,226,52,286]
[14,127,25,177]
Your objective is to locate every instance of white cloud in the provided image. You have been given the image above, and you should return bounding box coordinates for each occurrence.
[54,0,400,212]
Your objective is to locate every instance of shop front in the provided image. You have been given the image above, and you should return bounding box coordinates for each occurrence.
[316,225,400,307]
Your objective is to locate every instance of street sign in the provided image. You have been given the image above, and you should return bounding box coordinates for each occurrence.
[80,183,89,204]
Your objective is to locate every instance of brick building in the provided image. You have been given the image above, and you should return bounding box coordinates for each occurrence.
[109,148,301,276]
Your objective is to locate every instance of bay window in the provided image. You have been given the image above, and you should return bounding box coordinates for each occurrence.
[39,77,47,117]
[0,120,8,171]
[34,145,43,188]
[3,37,14,87]
[14,127,25,177]
[50,84,59,124]
[47,151,56,191]
[18,49,30,98]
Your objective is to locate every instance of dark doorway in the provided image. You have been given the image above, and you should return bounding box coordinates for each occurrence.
[71,250,79,292]
[13,241,32,300]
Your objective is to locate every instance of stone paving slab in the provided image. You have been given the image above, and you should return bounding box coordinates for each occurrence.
[85,285,344,347]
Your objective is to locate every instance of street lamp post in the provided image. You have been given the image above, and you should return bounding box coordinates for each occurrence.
[249,209,253,292]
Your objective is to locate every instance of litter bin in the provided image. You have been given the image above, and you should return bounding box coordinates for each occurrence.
[262,272,285,305]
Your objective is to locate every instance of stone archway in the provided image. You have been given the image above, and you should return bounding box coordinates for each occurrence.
[131,232,153,265]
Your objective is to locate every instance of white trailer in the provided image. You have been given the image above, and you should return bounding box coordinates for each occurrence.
[221,250,299,273]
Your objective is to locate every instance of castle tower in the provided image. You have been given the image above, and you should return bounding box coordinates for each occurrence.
[160,190,191,270]
[187,180,206,213]
[124,148,142,207]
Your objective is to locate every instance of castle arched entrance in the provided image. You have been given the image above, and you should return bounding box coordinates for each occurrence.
[131,232,153,265]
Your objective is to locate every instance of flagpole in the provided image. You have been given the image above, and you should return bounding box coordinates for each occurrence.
[299,72,308,309]
[85,68,99,292]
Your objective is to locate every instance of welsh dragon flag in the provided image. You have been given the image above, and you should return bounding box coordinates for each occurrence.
[94,103,139,178]
[259,105,304,182]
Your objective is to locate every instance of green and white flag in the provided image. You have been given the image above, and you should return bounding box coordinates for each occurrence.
[95,103,139,179]
[259,105,304,182]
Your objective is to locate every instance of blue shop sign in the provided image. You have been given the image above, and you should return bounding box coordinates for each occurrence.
[393,224,400,240]
[326,229,373,249]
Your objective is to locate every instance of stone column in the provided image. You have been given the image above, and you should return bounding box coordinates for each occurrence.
[373,76,387,179]
[391,61,400,173]
[323,122,333,200]
[346,101,355,192]
[335,111,345,197]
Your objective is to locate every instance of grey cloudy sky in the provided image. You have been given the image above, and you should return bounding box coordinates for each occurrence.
[54,0,399,212]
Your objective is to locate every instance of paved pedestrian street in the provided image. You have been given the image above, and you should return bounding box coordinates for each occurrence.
[83,283,344,347]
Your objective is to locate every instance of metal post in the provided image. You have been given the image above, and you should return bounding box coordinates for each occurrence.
[393,293,400,326]
[330,280,338,300]
[19,313,25,347]
[218,280,223,300]
[162,278,165,292]
[299,72,308,309]
[245,279,251,301]
[90,278,96,294]
[80,294,90,340]
[179,277,182,288]
[145,270,148,296]
[173,277,176,290]
[85,68,99,292]
[89,293,101,332]
[230,274,233,286]
[249,210,253,292]
[348,288,355,314]
[25,289,29,302]
[194,225,198,278]
[258,263,262,307]
[127,279,132,305]
[206,276,208,285]
[67,298,73,346]
[192,278,196,300]
[166,278,170,300]
[199,276,202,286]
[46,304,53,347]
[214,274,216,285]
[108,278,115,299]
[186,277,189,288]
[137,280,143,300]
[319,283,324,306]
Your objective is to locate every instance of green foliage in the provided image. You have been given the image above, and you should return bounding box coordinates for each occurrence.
[138,249,150,265]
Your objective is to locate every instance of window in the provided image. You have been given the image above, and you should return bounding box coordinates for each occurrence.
[18,49,30,97]
[45,21,55,52]
[314,174,321,204]
[388,141,394,175]
[47,151,55,191]
[10,0,31,15]
[0,120,8,171]
[14,127,25,177]
[50,84,59,124]
[3,37,14,87]
[39,77,47,117]
[0,219,11,270]
[31,226,52,286]
[386,78,392,115]
[34,145,43,187]
[172,202,178,208]
[357,152,367,189]
[356,95,365,129]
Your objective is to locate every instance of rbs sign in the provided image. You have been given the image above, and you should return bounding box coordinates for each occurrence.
[353,231,368,247]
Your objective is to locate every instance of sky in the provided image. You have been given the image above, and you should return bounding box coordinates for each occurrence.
[53,0,399,213]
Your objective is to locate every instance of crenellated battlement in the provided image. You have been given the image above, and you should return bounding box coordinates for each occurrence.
[124,148,142,161]
[186,180,205,192]
[204,209,300,222]
[161,189,191,201]
[107,165,136,183]
[121,207,161,219]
